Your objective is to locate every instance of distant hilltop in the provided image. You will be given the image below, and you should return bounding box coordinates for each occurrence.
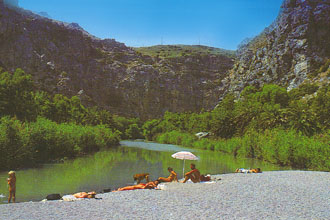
[3,0,18,8]
[37,11,51,19]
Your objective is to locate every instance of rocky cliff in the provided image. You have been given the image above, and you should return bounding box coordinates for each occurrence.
[0,1,235,119]
[220,0,330,99]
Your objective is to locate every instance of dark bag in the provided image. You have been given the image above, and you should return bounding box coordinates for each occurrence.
[46,194,62,200]
[103,188,111,193]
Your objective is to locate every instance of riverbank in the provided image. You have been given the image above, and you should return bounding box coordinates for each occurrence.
[155,130,330,171]
[1,171,329,219]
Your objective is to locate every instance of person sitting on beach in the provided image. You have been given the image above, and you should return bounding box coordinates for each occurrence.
[251,168,262,173]
[133,173,150,184]
[157,167,178,183]
[114,180,159,192]
[73,191,96,199]
[235,168,262,173]
[7,171,16,203]
[181,163,200,183]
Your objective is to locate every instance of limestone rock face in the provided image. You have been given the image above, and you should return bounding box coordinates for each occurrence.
[0,3,234,119]
[220,0,330,99]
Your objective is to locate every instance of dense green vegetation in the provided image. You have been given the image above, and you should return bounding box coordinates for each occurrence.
[155,130,329,171]
[0,116,120,169]
[0,69,140,170]
[1,68,329,171]
[142,83,330,170]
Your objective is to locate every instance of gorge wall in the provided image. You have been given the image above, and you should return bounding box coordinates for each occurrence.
[0,1,234,119]
[219,0,330,99]
[0,0,329,119]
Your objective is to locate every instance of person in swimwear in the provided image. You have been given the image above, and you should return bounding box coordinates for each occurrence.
[114,180,159,192]
[181,163,200,183]
[235,168,262,173]
[252,168,262,173]
[7,171,16,203]
[73,191,96,199]
[157,167,178,183]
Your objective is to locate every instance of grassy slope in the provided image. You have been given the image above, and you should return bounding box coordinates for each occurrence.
[134,45,236,59]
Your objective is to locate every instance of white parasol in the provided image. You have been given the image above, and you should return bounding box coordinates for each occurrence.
[171,151,199,177]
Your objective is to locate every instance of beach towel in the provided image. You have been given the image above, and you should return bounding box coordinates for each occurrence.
[156,183,167,190]
[62,195,82,202]
[185,179,216,184]
[236,168,251,173]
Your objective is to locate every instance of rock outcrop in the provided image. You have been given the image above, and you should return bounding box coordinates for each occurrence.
[0,2,235,119]
[220,0,330,99]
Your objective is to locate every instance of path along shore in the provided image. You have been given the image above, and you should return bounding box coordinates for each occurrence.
[1,171,329,220]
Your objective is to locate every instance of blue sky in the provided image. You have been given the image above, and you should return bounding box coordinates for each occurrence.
[19,0,283,50]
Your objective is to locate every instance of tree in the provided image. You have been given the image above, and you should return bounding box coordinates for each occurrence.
[142,119,161,140]
[288,83,319,100]
[0,69,37,121]
[310,85,330,130]
[287,100,319,136]
[210,94,236,138]
[125,124,143,140]
[34,91,56,120]
[69,96,87,124]
[52,94,72,123]
[258,84,289,107]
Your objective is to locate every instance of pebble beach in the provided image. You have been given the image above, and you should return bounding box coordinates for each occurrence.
[1,171,329,220]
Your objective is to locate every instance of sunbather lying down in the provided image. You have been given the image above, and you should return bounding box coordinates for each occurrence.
[235,168,262,173]
[113,180,159,192]
[73,191,96,199]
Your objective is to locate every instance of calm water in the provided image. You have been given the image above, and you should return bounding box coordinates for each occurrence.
[0,141,289,203]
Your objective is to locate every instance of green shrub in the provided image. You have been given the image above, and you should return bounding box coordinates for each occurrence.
[0,117,28,168]
[0,117,120,171]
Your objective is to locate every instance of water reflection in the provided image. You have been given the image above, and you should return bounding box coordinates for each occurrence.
[0,141,288,203]
[120,140,194,152]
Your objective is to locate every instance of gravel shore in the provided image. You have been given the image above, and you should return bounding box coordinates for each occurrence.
[1,171,329,220]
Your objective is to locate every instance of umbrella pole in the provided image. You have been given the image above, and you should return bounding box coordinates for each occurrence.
[183,159,185,178]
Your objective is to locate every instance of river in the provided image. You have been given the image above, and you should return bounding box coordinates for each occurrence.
[0,140,288,203]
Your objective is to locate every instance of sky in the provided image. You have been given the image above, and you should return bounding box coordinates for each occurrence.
[19,0,283,50]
